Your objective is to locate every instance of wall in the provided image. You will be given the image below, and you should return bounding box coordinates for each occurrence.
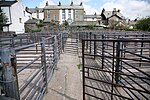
[74,9,84,21]
[8,1,29,34]
[50,9,59,21]
[32,12,44,20]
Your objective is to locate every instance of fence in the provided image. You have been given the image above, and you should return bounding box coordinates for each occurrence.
[0,32,68,99]
[79,31,150,100]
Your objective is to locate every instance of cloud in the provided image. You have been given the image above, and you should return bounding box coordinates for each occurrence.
[83,4,99,14]
[72,0,91,4]
[101,0,150,19]
[39,0,56,7]
[38,0,150,20]
[72,0,99,15]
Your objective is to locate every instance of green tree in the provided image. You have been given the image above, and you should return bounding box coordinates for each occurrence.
[135,17,150,31]
[63,20,69,26]
[0,8,8,31]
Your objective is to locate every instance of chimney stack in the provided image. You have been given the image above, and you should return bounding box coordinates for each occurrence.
[80,2,83,6]
[113,8,117,15]
[70,1,73,6]
[58,1,61,6]
[113,8,116,11]
[46,1,48,6]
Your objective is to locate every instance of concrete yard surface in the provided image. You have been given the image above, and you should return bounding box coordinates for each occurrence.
[43,38,83,100]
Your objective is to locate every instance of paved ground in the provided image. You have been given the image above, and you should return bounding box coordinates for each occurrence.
[43,38,82,100]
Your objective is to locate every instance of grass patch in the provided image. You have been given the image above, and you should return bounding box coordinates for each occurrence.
[77,64,81,69]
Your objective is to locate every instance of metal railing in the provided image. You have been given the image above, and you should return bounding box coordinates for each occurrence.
[80,31,150,100]
[0,32,68,99]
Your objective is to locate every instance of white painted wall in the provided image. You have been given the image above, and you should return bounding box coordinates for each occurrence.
[32,12,44,20]
[65,9,68,20]
[3,1,30,34]
[71,9,74,21]
[59,9,75,24]
[85,18,97,21]
[59,9,62,24]
[39,13,44,20]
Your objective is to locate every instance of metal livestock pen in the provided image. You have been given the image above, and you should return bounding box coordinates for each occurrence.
[0,32,68,99]
[76,30,150,100]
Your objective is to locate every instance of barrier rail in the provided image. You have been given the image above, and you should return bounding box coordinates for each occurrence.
[81,31,150,100]
[0,32,68,99]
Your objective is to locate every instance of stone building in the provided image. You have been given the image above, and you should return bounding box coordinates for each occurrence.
[101,8,126,27]
[43,1,84,24]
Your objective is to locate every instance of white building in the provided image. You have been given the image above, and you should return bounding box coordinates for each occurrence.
[2,0,30,34]
[84,13,101,22]
[26,7,44,20]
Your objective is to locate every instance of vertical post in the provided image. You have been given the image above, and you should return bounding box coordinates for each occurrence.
[139,34,144,67]
[149,42,150,57]
[52,37,55,68]
[82,40,85,100]
[10,48,20,100]
[89,32,92,54]
[1,48,20,100]
[11,36,15,48]
[77,32,79,54]
[41,37,47,91]
[111,41,115,100]
[102,34,105,69]
[115,41,121,84]
[86,32,88,50]
[54,36,58,67]
[94,34,96,59]
[20,37,22,46]
[60,33,63,53]
[54,35,58,60]
[62,33,65,52]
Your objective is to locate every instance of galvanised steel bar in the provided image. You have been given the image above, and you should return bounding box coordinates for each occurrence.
[89,32,92,54]
[21,71,43,99]
[0,32,65,99]
[17,55,41,73]
[81,34,150,100]
[19,67,42,94]
[94,34,96,59]
[82,40,85,100]
[41,37,48,92]
[115,42,121,84]
[111,41,115,100]
[101,34,105,69]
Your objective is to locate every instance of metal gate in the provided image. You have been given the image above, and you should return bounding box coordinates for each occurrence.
[0,32,68,99]
[82,35,150,100]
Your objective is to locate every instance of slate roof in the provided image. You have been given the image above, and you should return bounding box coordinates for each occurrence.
[25,19,39,24]
[26,7,43,13]
[103,11,125,19]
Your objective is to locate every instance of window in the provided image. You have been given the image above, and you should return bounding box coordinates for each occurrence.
[68,9,71,19]
[23,11,25,17]
[37,12,39,19]
[68,14,71,19]
[62,9,65,20]
[53,15,56,20]
[47,10,50,19]
[19,18,22,23]
[62,14,65,19]
[62,9,65,13]
[75,10,78,18]
[68,9,71,13]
